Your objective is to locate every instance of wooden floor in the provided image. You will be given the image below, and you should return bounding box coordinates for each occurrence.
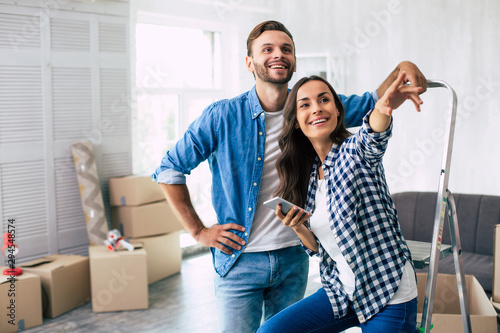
[24,251,324,333]
[24,251,500,333]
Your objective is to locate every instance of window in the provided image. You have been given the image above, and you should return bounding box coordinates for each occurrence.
[135,24,221,90]
[289,53,345,92]
[133,17,236,237]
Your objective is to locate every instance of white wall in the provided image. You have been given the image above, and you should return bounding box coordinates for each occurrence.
[132,0,499,196]
[276,0,500,196]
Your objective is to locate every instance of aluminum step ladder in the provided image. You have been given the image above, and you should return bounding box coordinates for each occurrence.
[409,80,472,333]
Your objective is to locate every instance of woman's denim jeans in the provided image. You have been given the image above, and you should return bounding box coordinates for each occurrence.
[257,287,418,333]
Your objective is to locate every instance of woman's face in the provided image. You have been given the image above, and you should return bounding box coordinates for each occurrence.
[295,80,340,145]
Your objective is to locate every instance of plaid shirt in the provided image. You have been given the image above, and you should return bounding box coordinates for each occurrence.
[303,111,413,323]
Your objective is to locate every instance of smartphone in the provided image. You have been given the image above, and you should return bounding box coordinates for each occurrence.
[263,197,304,215]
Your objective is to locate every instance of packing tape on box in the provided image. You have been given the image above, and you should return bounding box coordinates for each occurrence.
[71,141,109,245]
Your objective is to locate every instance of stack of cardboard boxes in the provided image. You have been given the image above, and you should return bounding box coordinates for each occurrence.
[1,254,91,333]
[109,174,184,284]
[86,175,184,312]
[0,175,184,331]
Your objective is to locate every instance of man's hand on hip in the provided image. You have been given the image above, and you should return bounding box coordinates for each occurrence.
[195,223,246,255]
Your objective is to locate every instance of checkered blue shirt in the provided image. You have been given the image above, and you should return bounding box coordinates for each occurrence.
[303,111,413,323]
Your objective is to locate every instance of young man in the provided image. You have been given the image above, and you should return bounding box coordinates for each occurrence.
[151,21,426,333]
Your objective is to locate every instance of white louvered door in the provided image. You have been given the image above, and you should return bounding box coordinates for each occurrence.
[0,2,131,262]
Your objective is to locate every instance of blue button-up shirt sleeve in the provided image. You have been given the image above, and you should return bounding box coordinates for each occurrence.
[338,91,375,128]
[155,169,186,184]
[151,103,219,184]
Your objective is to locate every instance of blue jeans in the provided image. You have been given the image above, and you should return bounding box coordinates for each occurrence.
[214,246,309,333]
[257,287,418,333]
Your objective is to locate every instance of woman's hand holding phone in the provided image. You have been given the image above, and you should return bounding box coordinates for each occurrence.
[263,197,317,252]
[263,197,311,232]
[275,204,311,232]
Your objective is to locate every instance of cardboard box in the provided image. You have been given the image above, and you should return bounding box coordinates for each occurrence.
[130,232,182,284]
[111,200,184,238]
[0,268,43,332]
[109,174,165,206]
[89,246,148,312]
[492,224,500,304]
[416,273,497,333]
[21,254,90,318]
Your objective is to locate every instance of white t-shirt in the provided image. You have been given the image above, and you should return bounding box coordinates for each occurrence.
[244,111,300,252]
[310,178,417,304]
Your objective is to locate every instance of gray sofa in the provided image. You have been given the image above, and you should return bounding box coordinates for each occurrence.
[392,191,500,295]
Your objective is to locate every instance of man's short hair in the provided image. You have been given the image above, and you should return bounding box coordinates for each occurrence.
[246,20,295,57]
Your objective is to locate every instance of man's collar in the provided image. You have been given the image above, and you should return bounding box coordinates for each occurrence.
[249,86,266,119]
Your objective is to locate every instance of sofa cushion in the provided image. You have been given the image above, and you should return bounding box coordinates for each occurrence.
[392,192,500,256]
[415,252,493,294]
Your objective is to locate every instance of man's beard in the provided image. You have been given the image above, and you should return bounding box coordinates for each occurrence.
[254,62,294,84]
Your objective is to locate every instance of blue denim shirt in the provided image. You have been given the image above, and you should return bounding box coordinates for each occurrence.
[151,85,375,277]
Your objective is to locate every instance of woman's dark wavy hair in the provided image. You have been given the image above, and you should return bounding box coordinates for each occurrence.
[274,76,351,207]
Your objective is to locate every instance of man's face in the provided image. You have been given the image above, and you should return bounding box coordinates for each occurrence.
[246,30,296,85]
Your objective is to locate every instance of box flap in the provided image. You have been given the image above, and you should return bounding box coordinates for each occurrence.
[21,257,65,272]
[20,258,55,268]
[129,241,145,249]
[416,273,498,333]
[21,255,88,274]
[115,248,145,256]
[48,254,88,266]
[470,275,497,316]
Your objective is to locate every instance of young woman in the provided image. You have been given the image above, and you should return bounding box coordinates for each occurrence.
[258,72,423,333]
